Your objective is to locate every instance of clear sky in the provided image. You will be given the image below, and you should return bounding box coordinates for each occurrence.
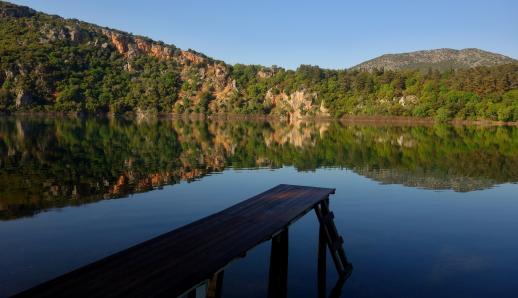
[10,0,518,69]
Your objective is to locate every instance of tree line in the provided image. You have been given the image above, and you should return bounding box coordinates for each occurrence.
[1,8,517,122]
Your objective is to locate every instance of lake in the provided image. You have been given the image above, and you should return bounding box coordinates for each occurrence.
[1,116,517,297]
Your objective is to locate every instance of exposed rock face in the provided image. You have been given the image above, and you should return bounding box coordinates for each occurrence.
[319,101,329,114]
[39,23,91,43]
[0,2,35,18]
[379,95,419,106]
[41,25,67,41]
[98,28,211,66]
[1,1,215,75]
[265,89,289,106]
[96,27,236,108]
[179,50,206,64]
[398,95,418,106]
[288,90,316,118]
[15,90,33,108]
[257,68,274,79]
[264,89,331,119]
[351,48,517,71]
[66,25,89,42]
[100,29,178,60]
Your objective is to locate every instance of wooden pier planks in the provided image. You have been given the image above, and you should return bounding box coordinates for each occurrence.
[15,184,335,298]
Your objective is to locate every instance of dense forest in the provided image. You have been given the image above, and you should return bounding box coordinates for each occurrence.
[1,1,518,121]
[2,116,518,219]
[230,63,518,121]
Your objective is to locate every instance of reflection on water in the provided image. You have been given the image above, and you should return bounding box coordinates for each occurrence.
[1,116,518,220]
[2,116,518,298]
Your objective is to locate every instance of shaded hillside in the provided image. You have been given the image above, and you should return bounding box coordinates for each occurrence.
[0,1,518,122]
[351,48,516,72]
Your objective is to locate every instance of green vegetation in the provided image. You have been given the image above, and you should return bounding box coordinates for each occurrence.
[0,3,184,114]
[229,64,518,121]
[1,1,518,122]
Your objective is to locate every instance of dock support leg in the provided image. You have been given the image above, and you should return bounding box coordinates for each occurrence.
[268,228,289,298]
[206,270,224,298]
[186,288,196,298]
[329,275,347,298]
[314,198,352,276]
[317,224,327,298]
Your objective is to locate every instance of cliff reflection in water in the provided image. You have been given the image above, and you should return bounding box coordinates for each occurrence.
[1,116,518,220]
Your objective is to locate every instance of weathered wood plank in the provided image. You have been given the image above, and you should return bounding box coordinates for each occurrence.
[15,184,335,298]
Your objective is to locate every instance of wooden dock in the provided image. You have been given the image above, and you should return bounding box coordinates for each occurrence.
[15,184,352,298]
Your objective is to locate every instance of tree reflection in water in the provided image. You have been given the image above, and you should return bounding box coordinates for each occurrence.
[1,116,517,220]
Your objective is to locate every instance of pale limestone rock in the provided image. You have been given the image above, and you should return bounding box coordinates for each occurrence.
[15,90,33,108]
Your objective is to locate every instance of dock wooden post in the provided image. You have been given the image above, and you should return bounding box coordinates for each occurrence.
[268,228,289,298]
[206,270,224,298]
[317,224,327,298]
[329,275,347,298]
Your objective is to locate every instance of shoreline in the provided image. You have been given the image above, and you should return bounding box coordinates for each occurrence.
[340,115,518,126]
[4,112,518,126]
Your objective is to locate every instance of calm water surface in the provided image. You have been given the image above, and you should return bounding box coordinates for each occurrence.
[1,117,518,297]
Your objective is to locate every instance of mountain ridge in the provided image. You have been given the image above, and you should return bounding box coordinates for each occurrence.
[2,2,514,72]
[351,48,516,71]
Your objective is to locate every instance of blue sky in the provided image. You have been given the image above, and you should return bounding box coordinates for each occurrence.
[11,0,518,69]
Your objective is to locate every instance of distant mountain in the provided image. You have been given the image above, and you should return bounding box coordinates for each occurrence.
[351,48,517,71]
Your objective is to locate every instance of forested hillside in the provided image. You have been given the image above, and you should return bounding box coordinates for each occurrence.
[1,1,518,121]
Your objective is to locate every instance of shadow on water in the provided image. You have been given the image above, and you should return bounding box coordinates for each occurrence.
[1,116,518,220]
